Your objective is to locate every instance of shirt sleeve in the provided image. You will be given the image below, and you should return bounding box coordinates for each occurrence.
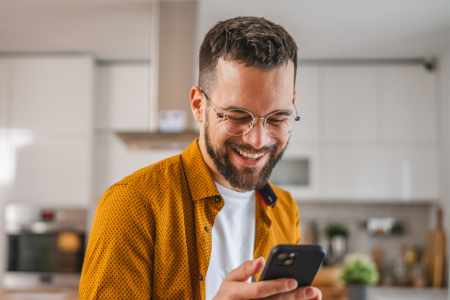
[79,184,154,299]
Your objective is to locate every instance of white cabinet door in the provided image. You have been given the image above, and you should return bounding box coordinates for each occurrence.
[323,145,438,200]
[11,57,93,134]
[97,64,149,130]
[323,67,378,143]
[323,146,381,199]
[380,66,436,143]
[0,59,8,130]
[377,146,439,199]
[290,67,319,144]
[11,133,92,205]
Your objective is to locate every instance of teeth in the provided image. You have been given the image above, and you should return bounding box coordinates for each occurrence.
[235,148,265,159]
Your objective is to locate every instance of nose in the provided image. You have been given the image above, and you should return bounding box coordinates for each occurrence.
[242,118,271,149]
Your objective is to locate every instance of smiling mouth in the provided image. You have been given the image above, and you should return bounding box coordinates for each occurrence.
[231,147,266,161]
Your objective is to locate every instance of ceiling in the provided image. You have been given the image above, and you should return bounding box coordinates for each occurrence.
[0,0,448,60]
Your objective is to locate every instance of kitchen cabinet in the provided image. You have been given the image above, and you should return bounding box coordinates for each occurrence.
[10,133,92,206]
[319,65,438,201]
[97,63,149,130]
[380,66,437,143]
[323,66,378,143]
[0,56,94,206]
[290,66,320,144]
[0,59,8,130]
[323,145,439,200]
[10,57,93,134]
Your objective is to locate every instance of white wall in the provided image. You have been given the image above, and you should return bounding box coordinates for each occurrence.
[436,45,450,288]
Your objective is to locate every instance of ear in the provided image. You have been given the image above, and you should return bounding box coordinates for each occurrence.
[292,90,297,103]
[190,86,205,123]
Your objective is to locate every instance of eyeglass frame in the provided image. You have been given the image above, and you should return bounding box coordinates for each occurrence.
[200,89,300,138]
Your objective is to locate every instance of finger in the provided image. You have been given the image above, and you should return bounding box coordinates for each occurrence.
[315,288,322,300]
[226,257,265,282]
[294,286,319,300]
[237,278,298,299]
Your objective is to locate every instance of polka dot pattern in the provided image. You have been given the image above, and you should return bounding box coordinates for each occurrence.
[79,139,300,299]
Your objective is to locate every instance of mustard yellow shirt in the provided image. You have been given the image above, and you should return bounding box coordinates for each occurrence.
[79,139,301,299]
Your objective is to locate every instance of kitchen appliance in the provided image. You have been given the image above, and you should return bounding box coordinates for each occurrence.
[116,0,200,150]
[3,203,86,289]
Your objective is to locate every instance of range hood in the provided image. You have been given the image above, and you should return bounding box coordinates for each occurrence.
[117,0,199,150]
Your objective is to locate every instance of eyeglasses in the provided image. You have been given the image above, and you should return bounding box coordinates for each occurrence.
[201,90,300,138]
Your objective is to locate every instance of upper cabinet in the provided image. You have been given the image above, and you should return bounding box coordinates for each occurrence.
[0,55,94,206]
[10,57,94,134]
[380,66,437,143]
[323,67,378,143]
[0,59,8,130]
[290,67,320,145]
[323,145,439,200]
[319,64,438,201]
[97,63,149,131]
[288,64,439,201]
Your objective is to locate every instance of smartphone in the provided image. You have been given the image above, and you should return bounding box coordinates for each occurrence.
[259,244,326,287]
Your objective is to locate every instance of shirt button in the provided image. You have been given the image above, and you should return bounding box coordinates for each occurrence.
[199,275,203,281]
[205,226,210,232]
[215,197,221,203]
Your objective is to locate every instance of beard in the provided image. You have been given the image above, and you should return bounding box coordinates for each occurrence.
[204,106,288,191]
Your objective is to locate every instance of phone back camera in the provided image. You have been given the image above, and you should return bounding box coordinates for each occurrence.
[276,252,297,266]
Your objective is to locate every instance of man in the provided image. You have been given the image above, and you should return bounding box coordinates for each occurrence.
[80,16,322,300]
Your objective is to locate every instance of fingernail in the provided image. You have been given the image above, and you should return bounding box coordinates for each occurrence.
[286,279,297,291]
[251,258,259,267]
[304,287,315,299]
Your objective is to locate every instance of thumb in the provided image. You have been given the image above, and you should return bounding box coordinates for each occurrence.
[225,257,265,282]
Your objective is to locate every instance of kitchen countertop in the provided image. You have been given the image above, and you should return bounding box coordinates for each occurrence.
[371,287,448,300]
[0,286,446,300]
[0,288,78,300]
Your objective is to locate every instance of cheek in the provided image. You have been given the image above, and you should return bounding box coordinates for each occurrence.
[208,121,228,143]
[275,136,289,149]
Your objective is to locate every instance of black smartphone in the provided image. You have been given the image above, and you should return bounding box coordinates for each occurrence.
[259,244,326,287]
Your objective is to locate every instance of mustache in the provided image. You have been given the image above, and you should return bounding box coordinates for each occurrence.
[225,140,278,154]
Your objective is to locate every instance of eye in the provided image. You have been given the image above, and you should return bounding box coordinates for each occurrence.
[267,114,289,126]
[225,110,253,123]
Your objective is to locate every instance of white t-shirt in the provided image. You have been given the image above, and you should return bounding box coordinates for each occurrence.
[205,182,256,300]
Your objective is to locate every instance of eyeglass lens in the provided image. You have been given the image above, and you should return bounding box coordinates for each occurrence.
[222,110,296,137]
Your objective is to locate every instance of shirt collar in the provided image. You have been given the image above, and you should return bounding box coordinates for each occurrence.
[180,139,278,207]
[180,139,220,201]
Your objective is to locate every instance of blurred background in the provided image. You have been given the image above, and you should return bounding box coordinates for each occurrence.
[0,0,448,299]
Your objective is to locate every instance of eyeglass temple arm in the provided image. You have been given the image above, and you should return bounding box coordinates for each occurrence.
[293,101,300,121]
[201,89,224,118]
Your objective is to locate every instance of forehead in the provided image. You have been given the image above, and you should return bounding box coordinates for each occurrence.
[214,58,295,113]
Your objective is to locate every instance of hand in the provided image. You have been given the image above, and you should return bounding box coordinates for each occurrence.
[212,257,322,300]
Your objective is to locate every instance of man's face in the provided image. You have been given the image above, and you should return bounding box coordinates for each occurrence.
[199,59,296,191]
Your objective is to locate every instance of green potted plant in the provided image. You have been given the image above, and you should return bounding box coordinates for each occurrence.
[340,254,379,300]
[325,223,349,239]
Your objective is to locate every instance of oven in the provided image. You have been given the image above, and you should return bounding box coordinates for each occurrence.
[4,203,86,289]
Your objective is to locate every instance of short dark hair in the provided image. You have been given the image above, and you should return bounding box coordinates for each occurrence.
[199,16,298,95]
